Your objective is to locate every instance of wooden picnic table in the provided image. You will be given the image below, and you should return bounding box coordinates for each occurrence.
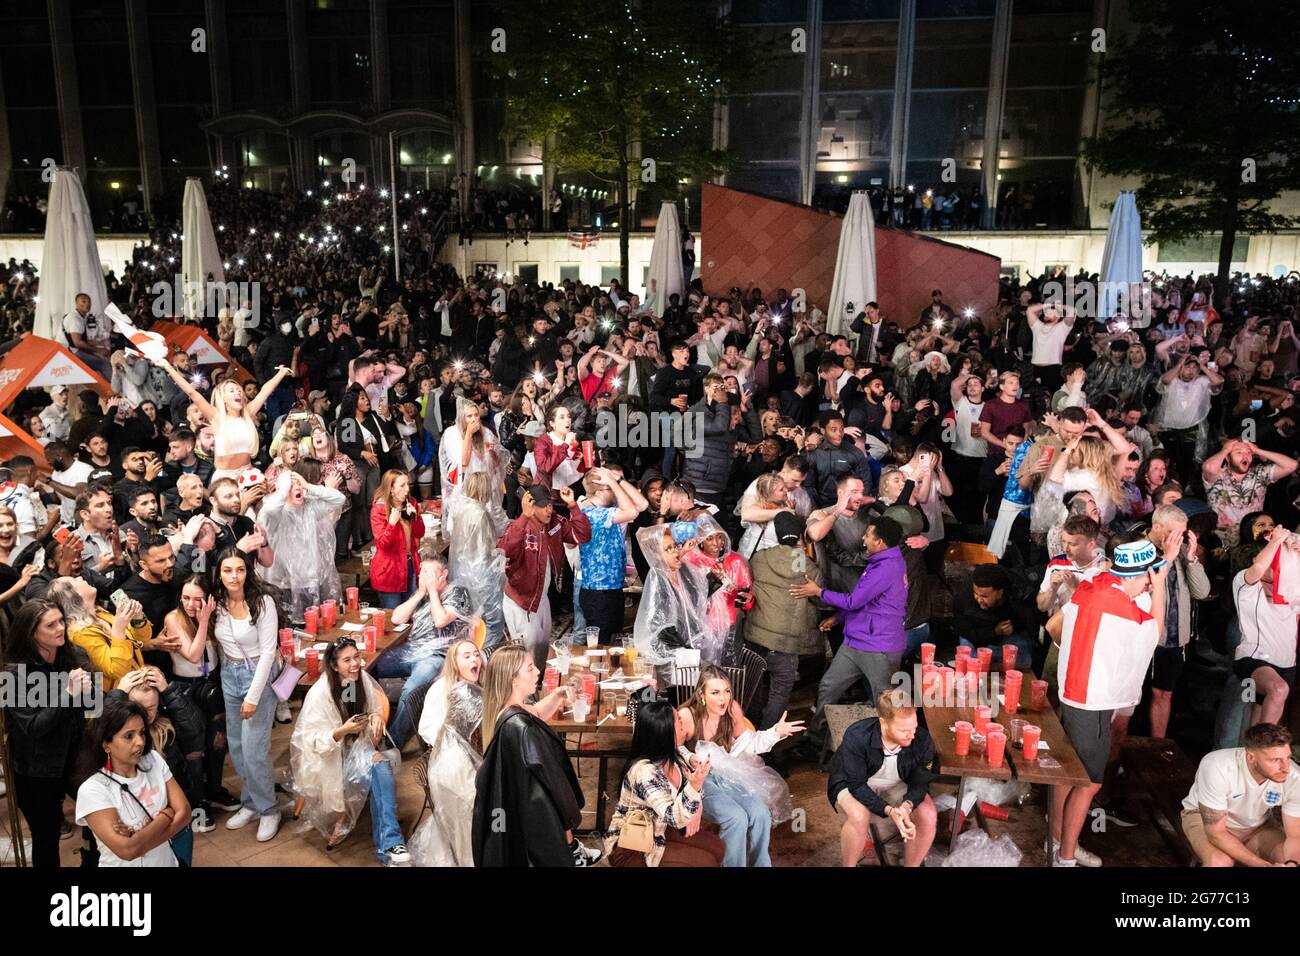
[545,646,648,833]
[292,606,407,685]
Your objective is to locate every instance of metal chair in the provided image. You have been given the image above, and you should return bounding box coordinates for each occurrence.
[736,647,768,715]
[408,749,435,831]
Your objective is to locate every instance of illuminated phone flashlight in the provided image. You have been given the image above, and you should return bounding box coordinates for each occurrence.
[931,318,944,330]
[532,372,544,385]
[610,377,622,390]
[963,307,975,319]
[453,360,464,372]
[1114,320,1130,333]
[602,320,614,331]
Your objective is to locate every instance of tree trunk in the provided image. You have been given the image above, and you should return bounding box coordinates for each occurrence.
[1214,180,1239,307]
[618,167,631,287]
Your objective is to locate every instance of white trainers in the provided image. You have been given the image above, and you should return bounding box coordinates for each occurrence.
[1052,839,1102,867]
[384,844,412,866]
[275,700,292,724]
[256,811,282,843]
[226,806,257,830]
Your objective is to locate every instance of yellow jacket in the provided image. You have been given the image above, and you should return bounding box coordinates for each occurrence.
[67,609,151,691]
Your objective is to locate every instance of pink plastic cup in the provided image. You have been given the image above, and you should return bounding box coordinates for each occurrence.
[974,705,991,736]
[304,606,319,636]
[955,655,968,676]
[986,730,1007,768]
[1022,724,1041,761]
[1003,669,1022,715]
[371,610,386,633]
[940,667,956,702]
[346,587,359,613]
[363,625,378,653]
[920,642,936,666]
[977,646,993,673]
[954,721,973,757]
[1031,679,1049,711]
[955,645,972,661]
[1002,644,1018,671]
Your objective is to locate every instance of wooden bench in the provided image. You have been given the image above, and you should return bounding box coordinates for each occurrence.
[1120,736,1199,867]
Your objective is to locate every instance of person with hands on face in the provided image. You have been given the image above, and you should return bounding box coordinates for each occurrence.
[208,548,282,842]
[1203,439,1298,548]
[207,478,274,570]
[369,470,426,609]
[1145,506,1209,739]
[47,576,151,691]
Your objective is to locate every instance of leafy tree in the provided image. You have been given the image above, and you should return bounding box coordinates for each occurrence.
[1082,0,1300,301]
[491,0,755,283]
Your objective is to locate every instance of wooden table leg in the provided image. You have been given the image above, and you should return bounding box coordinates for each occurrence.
[950,776,966,845]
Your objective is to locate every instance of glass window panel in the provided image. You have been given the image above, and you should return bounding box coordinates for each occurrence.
[1002,88,1087,158]
[83,109,140,167]
[907,90,986,161]
[157,107,212,168]
[6,111,63,167]
[912,18,992,88]
[728,95,802,163]
[742,25,809,93]
[228,11,290,113]
[823,0,901,20]
[994,158,1078,228]
[821,21,898,91]
[817,93,892,163]
[731,0,808,24]
[916,0,996,16]
[390,1,455,108]
[1006,15,1091,87]
[559,264,581,283]
[726,164,802,203]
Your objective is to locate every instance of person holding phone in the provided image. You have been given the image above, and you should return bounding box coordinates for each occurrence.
[369,470,425,609]
[48,577,150,691]
[290,638,409,863]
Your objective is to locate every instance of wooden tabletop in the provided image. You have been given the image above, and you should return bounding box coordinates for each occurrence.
[999,670,1092,789]
[919,662,1014,782]
[544,645,645,742]
[294,607,407,685]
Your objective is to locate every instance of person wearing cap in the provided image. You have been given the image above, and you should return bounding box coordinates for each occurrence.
[40,385,71,444]
[745,511,826,730]
[499,484,592,669]
[1045,535,1175,866]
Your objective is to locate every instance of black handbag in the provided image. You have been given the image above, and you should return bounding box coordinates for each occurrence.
[191,672,225,717]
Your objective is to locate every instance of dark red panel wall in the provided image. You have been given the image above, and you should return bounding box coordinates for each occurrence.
[700,183,1001,329]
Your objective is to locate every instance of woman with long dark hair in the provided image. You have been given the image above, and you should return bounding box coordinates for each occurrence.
[290,637,409,864]
[209,547,281,842]
[74,698,190,867]
[1,600,97,867]
[335,384,384,544]
[604,700,723,867]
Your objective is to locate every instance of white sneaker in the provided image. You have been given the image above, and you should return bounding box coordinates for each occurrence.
[256,811,282,843]
[226,806,257,830]
[1052,839,1101,867]
[384,844,412,866]
[275,700,292,724]
[1052,851,1078,867]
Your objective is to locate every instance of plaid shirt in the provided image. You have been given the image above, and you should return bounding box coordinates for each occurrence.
[602,752,702,867]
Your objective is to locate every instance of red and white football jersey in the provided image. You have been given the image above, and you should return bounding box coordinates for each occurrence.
[1058,571,1160,711]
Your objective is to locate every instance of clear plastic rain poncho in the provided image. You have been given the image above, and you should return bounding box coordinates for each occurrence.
[408,681,483,867]
[289,671,401,844]
[258,471,347,621]
[681,513,752,667]
[631,522,713,677]
[437,398,511,509]
[443,485,507,648]
[694,736,794,826]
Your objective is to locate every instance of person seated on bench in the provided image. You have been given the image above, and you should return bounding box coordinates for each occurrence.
[952,563,1038,666]
[827,689,937,868]
[1181,722,1300,868]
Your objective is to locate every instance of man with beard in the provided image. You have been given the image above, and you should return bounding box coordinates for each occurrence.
[1203,439,1298,548]
[207,478,274,570]
[120,535,187,676]
[122,487,166,547]
[160,428,214,491]
[112,446,166,525]
[856,374,895,444]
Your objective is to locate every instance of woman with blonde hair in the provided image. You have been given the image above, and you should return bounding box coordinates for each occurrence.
[307,425,362,560]
[438,399,507,504]
[1045,433,1126,526]
[446,470,507,646]
[48,576,151,691]
[682,664,801,866]
[473,644,596,866]
[369,469,426,609]
[150,353,293,484]
[410,639,484,867]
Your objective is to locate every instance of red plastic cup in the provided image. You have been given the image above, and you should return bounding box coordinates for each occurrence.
[977,646,993,672]
[279,627,293,647]
[940,667,956,702]
[920,642,936,666]
[304,606,319,636]
[543,667,560,695]
[964,670,979,699]
[322,601,337,628]
[955,645,972,661]
[985,722,1004,742]
[922,664,940,698]
[581,672,597,705]
[978,801,1010,821]
[966,654,981,675]
[1022,723,1041,761]
[581,439,595,469]
[371,610,386,633]
[1001,643,1018,671]
[432,498,443,516]
[1031,679,1049,711]
[954,720,973,757]
[305,647,319,680]
[1003,669,1022,715]
[363,625,378,653]
[954,655,968,676]
[986,730,1007,768]
[974,705,991,736]
[346,587,359,613]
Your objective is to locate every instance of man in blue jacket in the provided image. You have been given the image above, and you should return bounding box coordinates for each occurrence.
[792,514,908,750]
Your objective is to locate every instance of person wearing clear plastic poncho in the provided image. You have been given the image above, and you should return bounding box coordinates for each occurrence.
[443,470,507,647]
[438,398,509,510]
[255,467,346,623]
[680,512,753,667]
[409,639,483,867]
[631,522,713,687]
[682,664,804,867]
[289,637,409,865]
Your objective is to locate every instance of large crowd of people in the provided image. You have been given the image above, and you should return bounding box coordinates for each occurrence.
[1,192,1299,869]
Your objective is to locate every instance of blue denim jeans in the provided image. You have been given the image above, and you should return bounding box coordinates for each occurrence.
[369,758,403,862]
[905,622,931,658]
[570,573,586,641]
[170,824,194,866]
[220,658,279,816]
[702,773,771,867]
[371,650,448,749]
[1214,619,1251,749]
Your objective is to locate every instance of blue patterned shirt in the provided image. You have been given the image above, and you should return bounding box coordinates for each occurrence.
[1002,440,1034,506]
[579,505,626,591]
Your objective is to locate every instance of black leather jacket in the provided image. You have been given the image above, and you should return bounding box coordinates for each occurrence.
[1,644,96,779]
